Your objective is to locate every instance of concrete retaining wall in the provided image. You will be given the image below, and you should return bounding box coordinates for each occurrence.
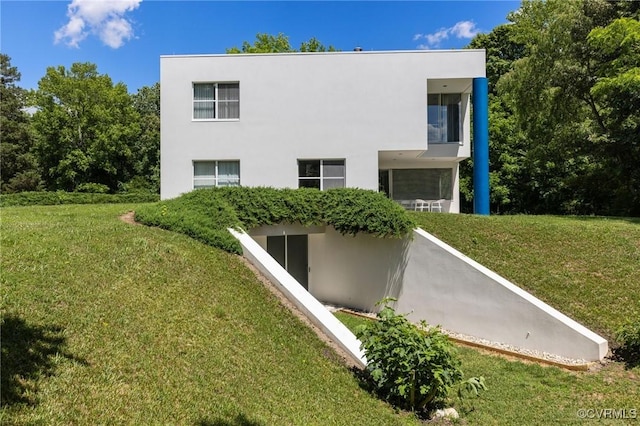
[228,228,367,368]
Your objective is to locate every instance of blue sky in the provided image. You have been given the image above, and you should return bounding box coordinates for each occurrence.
[1,1,520,93]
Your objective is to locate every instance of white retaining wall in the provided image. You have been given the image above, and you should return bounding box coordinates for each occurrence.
[233,225,608,362]
[397,229,608,361]
[228,228,367,368]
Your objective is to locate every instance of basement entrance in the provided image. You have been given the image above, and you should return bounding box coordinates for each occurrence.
[267,235,309,290]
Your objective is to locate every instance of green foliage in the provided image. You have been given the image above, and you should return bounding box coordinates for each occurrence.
[491,0,640,216]
[322,188,414,238]
[355,300,464,413]
[616,320,640,367]
[0,54,41,193]
[226,32,337,53]
[130,83,160,193]
[75,182,110,194]
[0,191,158,207]
[135,187,416,255]
[31,62,140,192]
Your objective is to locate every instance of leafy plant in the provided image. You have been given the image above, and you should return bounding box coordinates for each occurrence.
[615,319,640,368]
[355,299,463,413]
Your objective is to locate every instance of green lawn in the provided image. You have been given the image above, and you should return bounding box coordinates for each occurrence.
[411,213,640,341]
[335,312,640,425]
[2,204,639,424]
[1,204,418,425]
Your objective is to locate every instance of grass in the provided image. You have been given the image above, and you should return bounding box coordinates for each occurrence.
[3,203,639,424]
[335,311,640,425]
[411,213,640,342]
[1,204,419,425]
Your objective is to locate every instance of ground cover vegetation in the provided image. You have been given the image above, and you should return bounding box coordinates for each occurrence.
[134,187,415,254]
[0,204,421,425]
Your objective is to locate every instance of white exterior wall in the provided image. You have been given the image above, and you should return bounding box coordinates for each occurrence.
[160,50,485,200]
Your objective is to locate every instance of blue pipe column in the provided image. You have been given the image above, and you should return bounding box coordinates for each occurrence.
[472,77,490,215]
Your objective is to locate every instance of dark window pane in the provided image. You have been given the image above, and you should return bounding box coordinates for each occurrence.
[298,160,320,178]
[299,179,321,189]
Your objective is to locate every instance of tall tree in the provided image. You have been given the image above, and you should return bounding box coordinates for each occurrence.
[31,63,140,192]
[587,17,640,214]
[498,0,638,215]
[129,82,160,193]
[0,54,42,192]
[226,33,337,53]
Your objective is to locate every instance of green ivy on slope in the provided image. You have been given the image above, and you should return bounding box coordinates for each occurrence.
[135,187,415,254]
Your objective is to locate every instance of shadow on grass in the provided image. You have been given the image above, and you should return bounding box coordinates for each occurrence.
[611,346,640,370]
[0,314,88,407]
[197,413,265,426]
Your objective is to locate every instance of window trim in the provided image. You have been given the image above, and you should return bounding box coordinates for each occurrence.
[193,160,241,189]
[192,82,240,121]
[297,159,346,190]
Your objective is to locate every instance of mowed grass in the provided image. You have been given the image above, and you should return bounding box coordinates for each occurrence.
[411,213,640,341]
[1,204,419,425]
[334,311,640,426]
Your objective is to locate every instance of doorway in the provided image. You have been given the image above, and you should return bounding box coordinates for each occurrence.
[266,235,308,290]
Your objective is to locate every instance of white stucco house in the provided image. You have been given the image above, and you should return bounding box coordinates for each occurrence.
[159,50,608,363]
[160,49,489,213]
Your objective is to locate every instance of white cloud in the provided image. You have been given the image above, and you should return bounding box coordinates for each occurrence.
[54,0,142,49]
[414,20,481,49]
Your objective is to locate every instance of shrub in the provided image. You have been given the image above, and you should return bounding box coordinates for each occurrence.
[355,299,463,413]
[75,183,110,194]
[134,187,416,254]
[0,191,159,207]
[616,319,640,367]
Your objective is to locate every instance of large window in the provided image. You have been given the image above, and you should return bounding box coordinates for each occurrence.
[428,93,461,143]
[193,83,239,120]
[193,161,240,188]
[389,168,452,200]
[298,159,345,190]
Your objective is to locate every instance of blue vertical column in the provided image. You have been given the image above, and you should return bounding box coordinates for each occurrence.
[473,77,490,215]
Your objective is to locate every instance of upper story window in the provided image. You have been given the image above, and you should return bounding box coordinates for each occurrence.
[428,93,461,143]
[193,83,239,120]
[193,160,240,188]
[298,159,345,190]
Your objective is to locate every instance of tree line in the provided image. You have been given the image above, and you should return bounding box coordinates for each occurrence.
[2,0,639,215]
[462,0,639,216]
[1,58,160,195]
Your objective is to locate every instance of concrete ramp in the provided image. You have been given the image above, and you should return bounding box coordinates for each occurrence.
[397,228,608,361]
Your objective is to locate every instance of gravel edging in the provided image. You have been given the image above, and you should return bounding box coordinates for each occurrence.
[332,307,595,371]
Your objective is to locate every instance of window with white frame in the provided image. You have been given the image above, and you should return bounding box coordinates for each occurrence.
[428,93,461,143]
[298,159,345,190]
[193,83,239,120]
[193,161,240,188]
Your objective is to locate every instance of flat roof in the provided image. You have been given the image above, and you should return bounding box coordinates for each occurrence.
[160,49,485,59]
